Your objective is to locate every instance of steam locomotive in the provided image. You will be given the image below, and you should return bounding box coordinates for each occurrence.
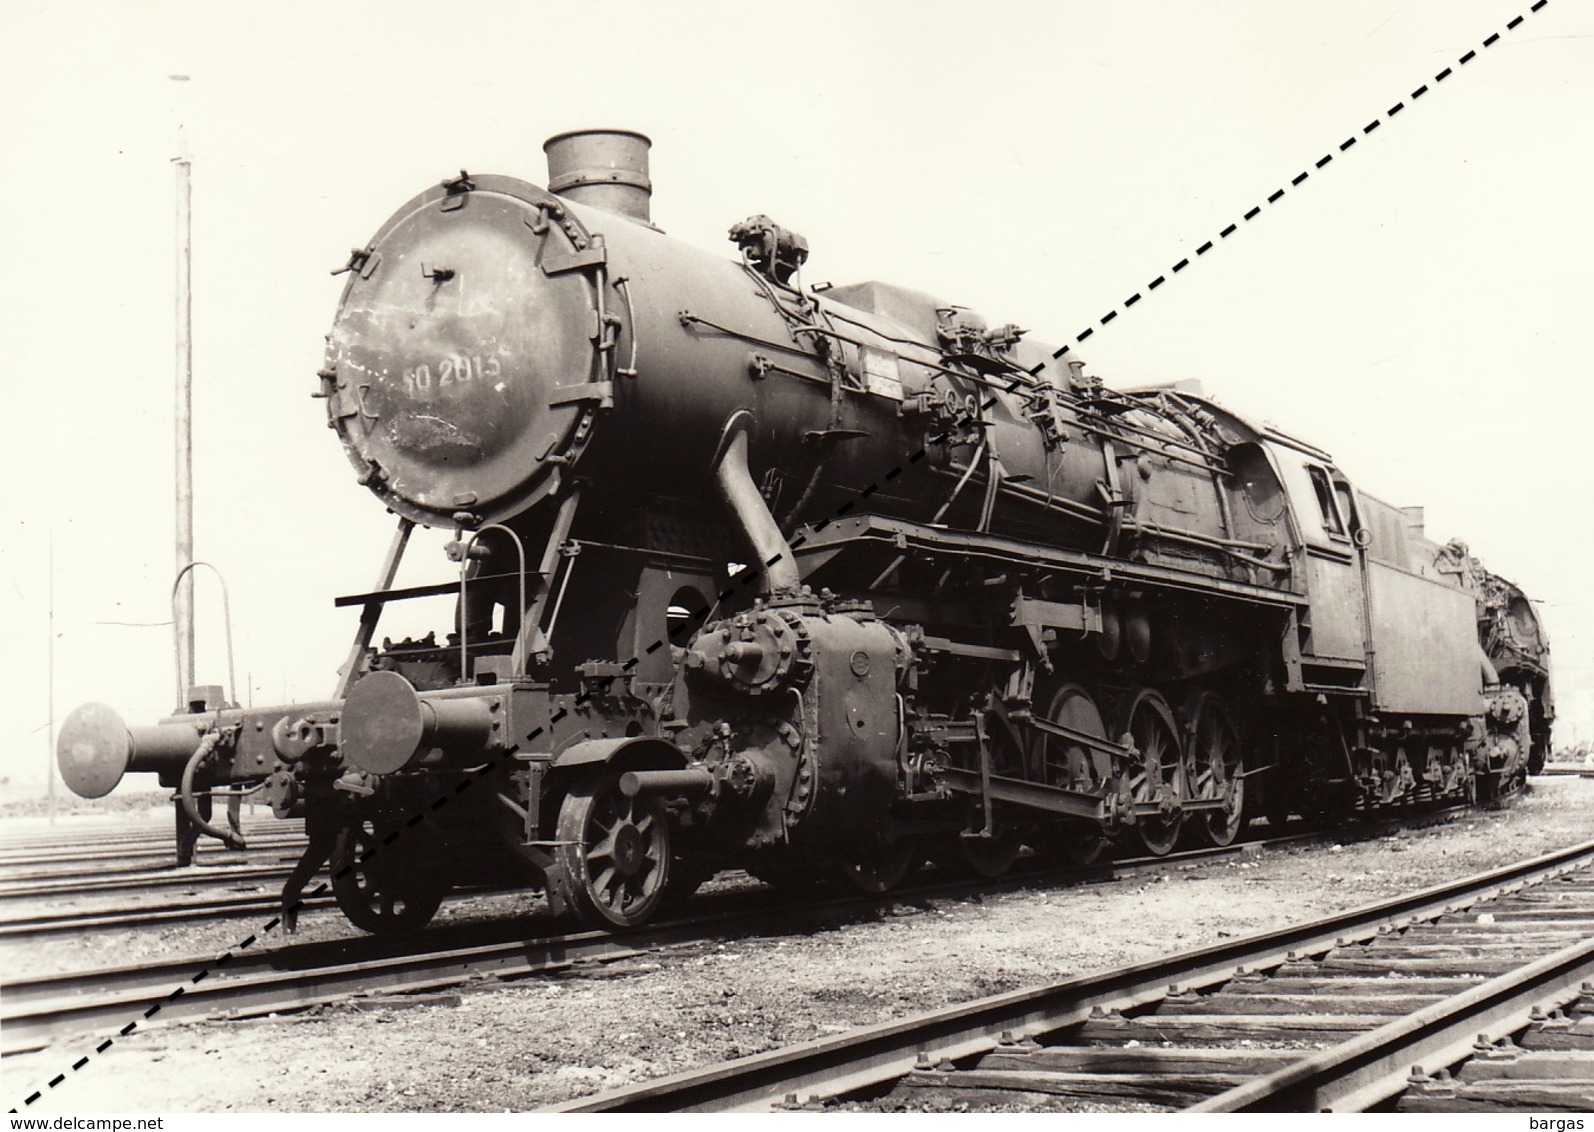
[57,130,1554,933]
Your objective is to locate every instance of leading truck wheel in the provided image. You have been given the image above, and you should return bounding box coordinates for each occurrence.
[330,818,445,936]
[553,773,671,929]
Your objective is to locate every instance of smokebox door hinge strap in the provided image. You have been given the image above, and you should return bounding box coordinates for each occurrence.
[439,170,475,211]
[548,381,614,410]
[542,245,608,276]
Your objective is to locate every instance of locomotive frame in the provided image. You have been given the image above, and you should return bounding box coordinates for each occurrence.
[55,129,1553,935]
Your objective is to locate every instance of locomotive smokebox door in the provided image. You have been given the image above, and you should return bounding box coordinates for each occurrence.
[326,176,616,528]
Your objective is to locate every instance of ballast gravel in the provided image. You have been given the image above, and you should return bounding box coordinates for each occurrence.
[5,776,1594,1113]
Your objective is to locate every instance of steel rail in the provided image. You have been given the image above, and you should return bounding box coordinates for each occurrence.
[0,836,305,873]
[0,819,1454,1008]
[0,822,301,854]
[1,809,1487,1065]
[549,838,1594,1112]
[0,862,297,901]
[1192,936,1594,1112]
[0,878,540,938]
[0,832,1319,1056]
[2,927,657,1055]
[0,823,1354,944]
[0,891,336,938]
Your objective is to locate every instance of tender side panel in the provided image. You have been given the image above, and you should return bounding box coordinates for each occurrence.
[1367,560,1485,716]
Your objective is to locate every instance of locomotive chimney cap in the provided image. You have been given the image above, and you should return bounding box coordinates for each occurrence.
[543,126,652,148]
[543,128,653,223]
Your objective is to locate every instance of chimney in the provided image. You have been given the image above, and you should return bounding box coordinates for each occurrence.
[542,129,652,223]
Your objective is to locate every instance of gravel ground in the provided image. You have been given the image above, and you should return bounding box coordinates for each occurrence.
[6,777,1594,1113]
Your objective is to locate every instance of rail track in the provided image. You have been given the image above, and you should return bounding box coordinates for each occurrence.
[0,816,302,856]
[0,889,333,939]
[4,825,1371,1058]
[1540,764,1594,780]
[0,820,307,938]
[551,838,1594,1114]
[0,834,306,881]
[0,859,307,939]
[0,860,298,902]
[6,796,1479,942]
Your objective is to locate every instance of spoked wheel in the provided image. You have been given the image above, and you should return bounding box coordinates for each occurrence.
[949,831,1024,878]
[1029,682,1110,866]
[330,817,446,936]
[1182,691,1246,847]
[1031,683,1112,793]
[841,838,921,894]
[553,772,671,929]
[1117,687,1187,857]
[1034,819,1109,867]
[941,707,1031,880]
[661,857,717,909]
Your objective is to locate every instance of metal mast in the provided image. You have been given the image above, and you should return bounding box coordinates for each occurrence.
[173,124,195,702]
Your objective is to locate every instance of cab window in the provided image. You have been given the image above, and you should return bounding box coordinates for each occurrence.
[1307,465,1345,537]
[1333,481,1358,537]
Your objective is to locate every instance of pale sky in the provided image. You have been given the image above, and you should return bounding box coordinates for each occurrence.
[3,0,1591,794]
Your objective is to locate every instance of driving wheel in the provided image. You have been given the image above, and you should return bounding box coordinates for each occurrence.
[1117,687,1186,857]
[1183,691,1246,847]
[1030,682,1110,865]
[841,838,921,894]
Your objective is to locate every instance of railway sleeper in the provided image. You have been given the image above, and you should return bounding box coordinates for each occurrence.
[1450,909,1594,923]
[1400,1083,1594,1114]
[1175,991,1449,1015]
[1335,943,1566,960]
[1315,955,1529,976]
[978,1045,1301,1076]
[1394,993,1594,1112]
[1409,931,1594,950]
[1519,1025,1594,1051]
[1238,974,1485,995]
[1066,1011,1387,1044]
[901,1067,1240,1105]
[1459,1049,1594,1081]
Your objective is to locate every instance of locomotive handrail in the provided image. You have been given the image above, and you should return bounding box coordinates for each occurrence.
[457,523,529,682]
[170,561,237,710]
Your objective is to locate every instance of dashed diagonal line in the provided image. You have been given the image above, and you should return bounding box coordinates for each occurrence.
[1030,1,1549,368]
[10,0,1553,1111]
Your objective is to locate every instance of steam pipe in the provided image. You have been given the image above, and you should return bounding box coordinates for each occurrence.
[713,412,800,594]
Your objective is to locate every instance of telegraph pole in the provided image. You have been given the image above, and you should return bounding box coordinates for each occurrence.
[46,533,56,825]
[173,117,195,702]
